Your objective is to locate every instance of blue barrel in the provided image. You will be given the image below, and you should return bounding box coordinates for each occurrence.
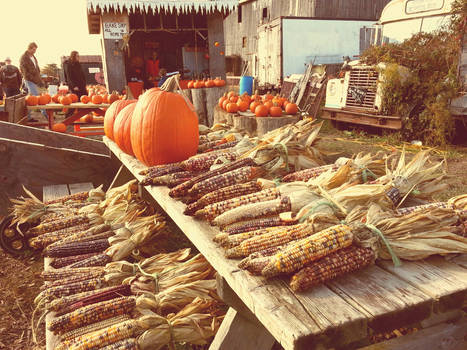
[239,76,254,96]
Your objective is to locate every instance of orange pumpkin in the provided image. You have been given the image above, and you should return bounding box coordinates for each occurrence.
[264,93,274,101]
[285,103,298,115]
[60,95,72,105]
[255,104,269,117]
[250,101,262,113]
[237,99,249,112]
[52,94,60,103]
[80,95,90,104]
[102,94,109,104]
[193,80,205,89]
[26,95,39,106]
[38,94,51,105]
[226,102,239,113]
[227,91,236,99]
[104,100,137,140]
[91,95,103,104]
[51,123,67,132]
[205,79,215,88]
[222,99,230,110]
[68,93,78,103]
[240,93,251,105]
[269,105,283,117]
[218,95,227,108]
[214,78,226,87]
[130,88,199,166]
[229,95,239,103]
[108,91,120,104]
[263,100,273,110]
[113,103,136,155]
[187,80,195,89]
[84,114,94,123]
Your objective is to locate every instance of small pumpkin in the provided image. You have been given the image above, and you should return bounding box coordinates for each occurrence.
[51,123,67,133]
[250,101,262,113]
[269,104,283,117]
[227,91,236,99]
[113,103,136,155]
[38,94,51,105]
[130,88,199,166]
[187,80,195,89]
[285,103,298,115]
[25,95,39,106]
[263,93,274,101]
[226,102,239,114]
[91,95,103,104]
[60,95,72,105]
[229,95,239,103]
[108,91,120,104]
[254,104,269,117]
[68,93,78,103]
[104,100,137,140]
[237,99,249,112]
[205,79,215,88]
[83,114,94,123]
[218,95,227,108]
[263,100,273,110]
[81,95,90,104]
[214,77,226,87]
[222,99,230,110]
[52,94,60,103]
[102,94,109,104]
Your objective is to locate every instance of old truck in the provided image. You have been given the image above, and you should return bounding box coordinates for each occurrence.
[322,0,466,130]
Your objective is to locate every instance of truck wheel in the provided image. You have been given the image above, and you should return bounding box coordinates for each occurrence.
[0,216,31,256]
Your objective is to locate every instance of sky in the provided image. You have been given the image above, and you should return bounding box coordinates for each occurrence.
[0,0,101,69]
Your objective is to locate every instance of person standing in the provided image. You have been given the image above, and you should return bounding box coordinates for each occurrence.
[64,51,86,98]
[145,51,160,88]
[20,42,46,121]
[0,57,22,97]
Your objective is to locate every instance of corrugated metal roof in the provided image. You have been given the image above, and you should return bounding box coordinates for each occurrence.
[87,0,238,14]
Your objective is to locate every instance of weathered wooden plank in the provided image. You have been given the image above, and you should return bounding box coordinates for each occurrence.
[206,87,226,127]
[378,257,467,312]
[256,115,300,137]
[43,184,70,202]
[68,182,94,194]
[26,102,109,110]
[103,137,327,350]
[0,137,116,216]
[358,317,467,350]
[0,121,109,155]
[327,266,432,332]
[449,254,467,269]
[209,308,276,350]
[192,88,208,125]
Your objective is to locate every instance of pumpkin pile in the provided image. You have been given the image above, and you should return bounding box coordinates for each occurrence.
[187,77,226,89]
[25,89,123,107]
[218,91,298,117]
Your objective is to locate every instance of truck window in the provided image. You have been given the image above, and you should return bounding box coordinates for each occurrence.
[382,19,422,43]
[406,0,444,14]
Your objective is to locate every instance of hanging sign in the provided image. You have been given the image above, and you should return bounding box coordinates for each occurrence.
[103,22,128,39]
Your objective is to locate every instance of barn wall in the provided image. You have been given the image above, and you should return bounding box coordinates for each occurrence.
[224,0,391,77]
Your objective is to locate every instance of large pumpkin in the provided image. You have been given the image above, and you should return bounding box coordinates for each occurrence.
[113,103,136,156]
[130,88,199,166]
[104,100,136,140]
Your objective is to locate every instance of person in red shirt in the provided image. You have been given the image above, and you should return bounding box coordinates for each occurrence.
[145,51,160,83]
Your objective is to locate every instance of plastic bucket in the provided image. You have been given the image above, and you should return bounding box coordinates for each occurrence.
[239,76,254,96]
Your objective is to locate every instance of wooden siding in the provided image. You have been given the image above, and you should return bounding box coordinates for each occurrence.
[224,0,391,77]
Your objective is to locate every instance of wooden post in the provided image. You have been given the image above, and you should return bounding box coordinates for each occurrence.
[207,11,226,79]
[192,88,208,125]
[256,115,300,137]
[101,11,129,92]
[205,87,226,126]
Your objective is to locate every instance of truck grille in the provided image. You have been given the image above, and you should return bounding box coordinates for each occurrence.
[345,68,378,111]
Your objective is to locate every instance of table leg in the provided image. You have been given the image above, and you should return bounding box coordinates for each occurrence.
[47,110,54,129]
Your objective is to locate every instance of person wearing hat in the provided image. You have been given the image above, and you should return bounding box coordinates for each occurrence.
[0,57,22,97]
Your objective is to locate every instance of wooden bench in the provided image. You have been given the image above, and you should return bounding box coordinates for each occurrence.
[104,136,466,350]
[43,182,94,350]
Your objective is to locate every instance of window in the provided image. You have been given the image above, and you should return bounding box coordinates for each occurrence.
[238,5,242,23]
[262,7,268,20]
[406,0,444,14]
[242,37,247,48]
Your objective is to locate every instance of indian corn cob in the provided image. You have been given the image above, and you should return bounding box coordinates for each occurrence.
[44,191,89,205]
[42,267,105,281]
[290,246,375,292]
[44,224,111,252]
[28,214,102,236]
[188,166,265,198]
[214,196,292,228]
[97,338,138,350]
[181,150,237,172]
[67,284,132,313]
[45,238,111,257]
[139,162,183,177]
[282,164,339,182]
[238,245,285,274]
[60,315,131,342]
[206,140,239,152]
[28,223,92,249]
[169,158,257,198]
[67,253,112,268]
[225,222,315,258]
[196,187,280,220]
[48,296,136,334]
[40,210,79,224]
[197,139,225,152]
[43,270,106,289]
[214,225,294,248]
[396,202,452,216]
[184,181,263,216]
[66,319,140,350]
[37,277,107,302]
[50,253,101,269]
[262,224,354,277]
[223,216,295,235]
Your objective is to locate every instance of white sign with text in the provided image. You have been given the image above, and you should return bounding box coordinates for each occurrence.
[103,22,128,39]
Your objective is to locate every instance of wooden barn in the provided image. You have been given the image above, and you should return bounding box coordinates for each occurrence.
[86,0,237,92]
[223,0,391,86]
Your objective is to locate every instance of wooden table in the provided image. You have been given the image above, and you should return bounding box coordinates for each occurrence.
[27,102,109,136]
[103,137,466,350]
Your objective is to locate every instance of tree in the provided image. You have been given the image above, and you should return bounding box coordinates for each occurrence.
[41,63,59,78]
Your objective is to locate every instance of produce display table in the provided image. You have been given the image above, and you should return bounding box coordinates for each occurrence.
[27,103,109,136]
[104,136,467,350]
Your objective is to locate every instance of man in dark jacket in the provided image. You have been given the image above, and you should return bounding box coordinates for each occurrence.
[0,57,22,97]
[20,42,46,121]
